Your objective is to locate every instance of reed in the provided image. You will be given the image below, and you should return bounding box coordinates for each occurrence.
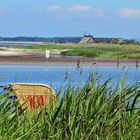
[0,78,140,139]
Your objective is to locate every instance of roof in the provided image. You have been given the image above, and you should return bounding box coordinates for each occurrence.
[80,35,95,43]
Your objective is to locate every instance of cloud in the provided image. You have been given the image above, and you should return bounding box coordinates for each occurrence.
[93,8,105,18]
[68,5,106,18]
[47,4,106,19]
[68,5,91,12]
[118,8,140,19]
[47,5,62,12]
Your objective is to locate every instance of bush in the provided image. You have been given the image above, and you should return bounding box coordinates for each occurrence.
[127,39,139,45]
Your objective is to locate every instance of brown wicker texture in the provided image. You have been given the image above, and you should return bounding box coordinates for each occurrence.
[9,83,56,110]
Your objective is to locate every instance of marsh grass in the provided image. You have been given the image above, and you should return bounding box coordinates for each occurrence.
[0,77,140,139]
[10,43,140,58]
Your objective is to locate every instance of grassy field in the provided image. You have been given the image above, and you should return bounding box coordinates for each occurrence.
[10,43,140,58]
[0,77,140,139]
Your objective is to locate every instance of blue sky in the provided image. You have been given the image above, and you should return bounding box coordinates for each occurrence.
[0,0,140,38]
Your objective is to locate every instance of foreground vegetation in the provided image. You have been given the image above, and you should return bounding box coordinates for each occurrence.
[10,43,140,58]
[0,77,140,139]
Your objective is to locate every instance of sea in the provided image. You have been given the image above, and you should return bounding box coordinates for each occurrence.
[0,65,139,92]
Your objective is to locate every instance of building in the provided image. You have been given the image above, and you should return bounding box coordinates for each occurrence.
[80,35,95,43]
[111,38,124,44]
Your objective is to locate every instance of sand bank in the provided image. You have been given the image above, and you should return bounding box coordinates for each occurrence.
[0,48,139,66]
[0,55,138,66]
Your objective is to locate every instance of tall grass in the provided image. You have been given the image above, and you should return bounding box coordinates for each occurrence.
[0,78,140,139]
[10,43,140,58]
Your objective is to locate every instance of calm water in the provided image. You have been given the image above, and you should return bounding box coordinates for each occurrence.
[0,42,42,47]
[0,65,139,91]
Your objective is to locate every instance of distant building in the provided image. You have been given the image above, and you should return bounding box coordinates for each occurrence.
[111,38,124,44]
[80,35,95,43]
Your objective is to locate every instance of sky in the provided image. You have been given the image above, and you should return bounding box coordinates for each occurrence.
[0,0,140,38]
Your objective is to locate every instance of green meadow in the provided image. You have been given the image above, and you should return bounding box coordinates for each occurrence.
[1,77,140,139]
[10,43,140,58]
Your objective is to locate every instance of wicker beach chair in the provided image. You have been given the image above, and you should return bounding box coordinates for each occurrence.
[4,83,56,110]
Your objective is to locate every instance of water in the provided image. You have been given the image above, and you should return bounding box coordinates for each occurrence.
[0,65,139,92]
[0,41,43,47]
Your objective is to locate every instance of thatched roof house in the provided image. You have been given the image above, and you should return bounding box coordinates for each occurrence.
[111,38,124,44]
[80,35,95,43]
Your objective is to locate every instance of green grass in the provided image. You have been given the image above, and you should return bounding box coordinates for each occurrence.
[9,43,140,58]
[0,77,140,139]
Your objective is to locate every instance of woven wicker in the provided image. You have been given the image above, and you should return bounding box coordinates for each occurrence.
[7,83,56,110]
